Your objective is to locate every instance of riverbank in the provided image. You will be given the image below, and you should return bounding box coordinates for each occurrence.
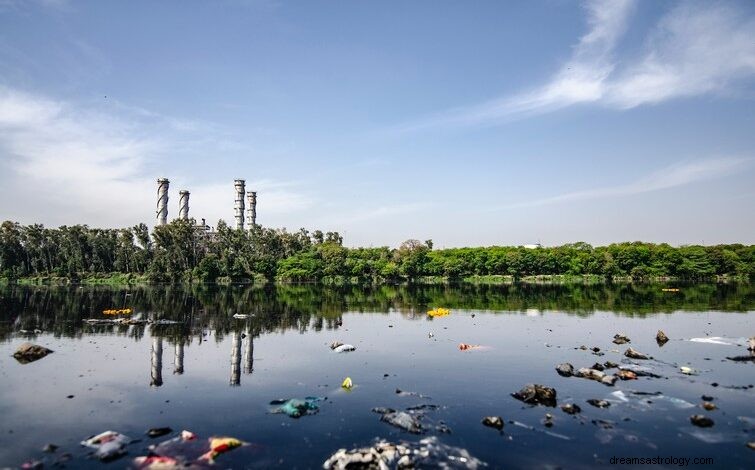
[2,272,750,286]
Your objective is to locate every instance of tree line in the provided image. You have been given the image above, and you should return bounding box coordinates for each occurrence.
[1,219,753,283]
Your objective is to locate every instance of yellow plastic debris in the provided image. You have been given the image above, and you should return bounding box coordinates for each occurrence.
[341,377,353,390]
[427,307,450,317]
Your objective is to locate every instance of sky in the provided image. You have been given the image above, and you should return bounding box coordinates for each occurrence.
[0,0,754,248]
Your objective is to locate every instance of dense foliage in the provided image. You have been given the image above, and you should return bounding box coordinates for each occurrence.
[1,220,753,283]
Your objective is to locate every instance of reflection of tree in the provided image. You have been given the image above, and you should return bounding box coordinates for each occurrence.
[0,283,754,343]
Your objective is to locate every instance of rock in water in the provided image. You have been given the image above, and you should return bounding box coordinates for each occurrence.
[587,399,610,408]
[555,363,574,377]
[615,370,637,381]
[511,384,557,407]
[481,416,504,430]
[656,330,669,346]
[690,415,714,428]
[13,343,53,364]
[560,403,581,415]
[613,334,631,345]
[147,427,172,438]
[624,347,650,360]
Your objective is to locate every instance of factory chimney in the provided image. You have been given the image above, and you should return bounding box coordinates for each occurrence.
[156,178,169,226]
[178,190,190,220]
[246,191,257,228]
[234,179,246,230]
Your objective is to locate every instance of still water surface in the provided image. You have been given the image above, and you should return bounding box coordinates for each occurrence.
[1,283,753,469]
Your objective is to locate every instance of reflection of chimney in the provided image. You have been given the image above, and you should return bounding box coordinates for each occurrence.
[230,332,241,386]
[156,178,169,226]
[234,179,245,230]
[246,191,257,228]
[151,337,163,387]
[178,190,190,220]
[174,342,184,375]
[243,333,253,374]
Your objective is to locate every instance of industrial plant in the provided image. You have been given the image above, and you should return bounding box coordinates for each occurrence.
[155,178,258,233]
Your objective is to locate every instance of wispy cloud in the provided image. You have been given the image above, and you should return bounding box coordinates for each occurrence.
[489,157,750,211]
[0,85,312,227]
[399,0,755,131]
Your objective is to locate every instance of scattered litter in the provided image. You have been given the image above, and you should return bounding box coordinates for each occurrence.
[341,377,353,390]
[618,364,662,378]
[322,436,485,469]
[134,431,248,468]
[689,337,747,346]
[102,308,132,315]
[511,384,557,407]
[13,343,53,364]
[372,408,424,434]
[747,441,755,450]
[587,399,610,408]
[555,363,574,377]
[458,343,482,351]
[482,416,504,430]
[427,308,450,318]
[149,319,181,325]
[509,420,571,440]
[613,334,631,345]
[624,347,650,360]
[661,288,680,292]
[610,390,695,410]
[80,430,131,461]
[542,413,554,427]
[270,397,323,418]
[656,330,669,346]
[232,313,250,319]
[333,344,356,353]
[702,402,716,411]
[561,403,581,415]
[690,415,714,428]
[147,427,172,438]
[680,366,698,375]
[395,388,431,399]
[200,437,246,463]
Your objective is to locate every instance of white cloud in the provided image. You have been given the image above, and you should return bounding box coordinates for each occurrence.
[399,0,755,131]
[0,85,312,228]
[491,157,750,210]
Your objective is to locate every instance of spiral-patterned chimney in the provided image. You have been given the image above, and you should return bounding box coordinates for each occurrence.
[178,190,190,220]
[156,178,169,226]
[234,179,245,230]
[246,191,257,228]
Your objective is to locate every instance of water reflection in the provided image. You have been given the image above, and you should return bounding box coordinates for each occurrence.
[150,337,163,387]
[1,283,753,346]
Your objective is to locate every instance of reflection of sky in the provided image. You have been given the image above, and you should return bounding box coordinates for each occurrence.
[1,307,754,468]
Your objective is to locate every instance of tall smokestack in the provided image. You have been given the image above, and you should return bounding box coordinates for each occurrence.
[156,178,169,226]
[246,191,257,228]
[178,190,190,220]
[234,179,245,230]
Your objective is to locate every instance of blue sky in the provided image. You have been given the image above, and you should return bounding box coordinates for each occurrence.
[0,0,754,247]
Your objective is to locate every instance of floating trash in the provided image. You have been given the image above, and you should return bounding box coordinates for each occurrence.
[102,308,132,315]
[270,397,323,418]
[80,430,131,461]
[341,377,353,390]
[322,436,485,469]
[427,307,450,317]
